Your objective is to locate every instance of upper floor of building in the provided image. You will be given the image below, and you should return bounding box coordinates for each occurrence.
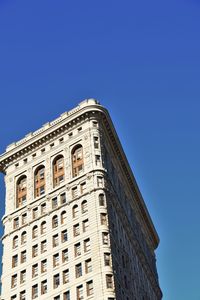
[0,98,160,253]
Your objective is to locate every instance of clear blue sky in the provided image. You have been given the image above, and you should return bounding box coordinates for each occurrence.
[0,1,200,299]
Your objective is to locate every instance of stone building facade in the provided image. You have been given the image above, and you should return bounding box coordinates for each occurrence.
[0,99,162,300]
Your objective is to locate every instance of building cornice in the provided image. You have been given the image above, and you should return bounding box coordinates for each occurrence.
[0,99,100,173]
[0,98,159,249]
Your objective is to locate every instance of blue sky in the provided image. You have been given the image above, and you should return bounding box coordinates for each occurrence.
[0,1,200,299]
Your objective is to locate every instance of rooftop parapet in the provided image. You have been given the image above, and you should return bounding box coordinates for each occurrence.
[5,98,99,153]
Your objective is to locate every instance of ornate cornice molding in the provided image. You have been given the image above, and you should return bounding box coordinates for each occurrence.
[0,102,101,173]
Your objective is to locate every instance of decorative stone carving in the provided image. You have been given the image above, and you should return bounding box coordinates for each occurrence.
[86,173,92,180]
[65,184,70,191]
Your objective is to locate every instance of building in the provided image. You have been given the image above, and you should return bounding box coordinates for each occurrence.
[0,99,162,300]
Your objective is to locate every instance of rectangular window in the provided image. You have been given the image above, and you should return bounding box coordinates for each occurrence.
[97,176,103,187]
[52,197,58,209]
[11,295,17,300]
[61,230,68,242]
[32,284,38,299]
[22,195,27,205]
[62,249,68,263]
[53,234,59,247]
[20,270,26,284]
[41,259,47,273]
[84,238,91,253]
[63,291,70,300]
[95,155,101,166]
[86,280,94,296]
[12,255,18,268]
[63,269,69,284]
[55,157,62,174]
[102,232,109,245]
[85,258,92,273]
[41,240,47,253]
[13,217,19,229]
[32,208,38,219]
[32,264,38,278]
[20,291,26,300]
[32,245,38,258]
[100,213,107,225]
[22,213,27,225]
[82,219,89,232]
[21,250,26,263]
[11,274,17,288]
[74,242,81,257]
[94,136,99,149]
[53,253,59,267]
[40,185,45,195]
[54,297,60,300]
[73,224,80,237]
[99,194,105,206]
[53,274,60,289]
[58,174,64,183]
[72,146,84,177]
[76,285,83,300]
[41,203,46,215]
[75,263,82,278]
[106,274,113,289]
[80,182,86,194]
[104,253,111,266]
[41,280,47,295]
[72,187,78,199]
[60,193,66,204]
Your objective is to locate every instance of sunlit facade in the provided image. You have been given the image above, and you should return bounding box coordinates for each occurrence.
[0,99,162,300]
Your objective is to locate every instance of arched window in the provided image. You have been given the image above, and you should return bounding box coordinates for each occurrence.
[71,145,84,177]
[61,211,67,224]
[53,155,65,187]
[41,221,47,234]
[81,200,88,214]
[13,236,18,249]
[32,225,38,238]
[72,204,78,218]
[16,175,27,208]
[52,215,58,228]
[34,165,45,198]
[99,194,105,206]
[21,231,27,245]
